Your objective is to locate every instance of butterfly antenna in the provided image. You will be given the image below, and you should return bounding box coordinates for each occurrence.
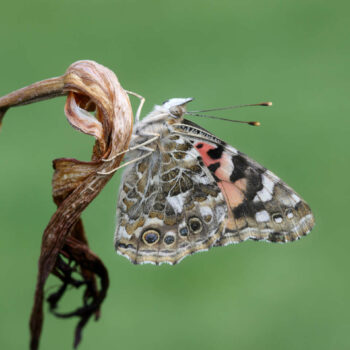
[189,101,272,113]
[186,113,260,126]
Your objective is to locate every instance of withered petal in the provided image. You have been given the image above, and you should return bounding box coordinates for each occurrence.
[65,92,104,142]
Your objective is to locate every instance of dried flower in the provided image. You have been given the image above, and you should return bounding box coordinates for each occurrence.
[0,60,133,349]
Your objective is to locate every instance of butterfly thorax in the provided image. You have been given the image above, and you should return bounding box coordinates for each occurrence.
[127,98,192,155]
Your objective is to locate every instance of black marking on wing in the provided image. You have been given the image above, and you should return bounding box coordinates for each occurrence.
[208,162,220,174]
[207,145,224,160]
[233,200,265,219]
[208,162,220,182]
[230,155,248,182]
[244,168,264,200]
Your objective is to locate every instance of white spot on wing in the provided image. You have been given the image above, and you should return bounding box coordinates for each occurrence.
[199,206,213,217]
[262,174,275,192]
[255,210,270,223]
[274,216,283,224]
[118,227,130,239]
[291,194,301,203]
[254,174,274,202]
[287,211,294,219]
[254,188,272,202]
[192,173,210,185]
[166,194,185,214]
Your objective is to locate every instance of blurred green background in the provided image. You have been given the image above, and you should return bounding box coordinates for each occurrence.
[0,0,349,349]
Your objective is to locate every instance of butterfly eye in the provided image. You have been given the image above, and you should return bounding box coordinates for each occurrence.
[142,230,160,245]
[188,217,203,234]
[169,106,185,118]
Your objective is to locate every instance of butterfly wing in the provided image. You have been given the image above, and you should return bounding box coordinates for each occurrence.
[115,133,227,265]
[174,120,315,246]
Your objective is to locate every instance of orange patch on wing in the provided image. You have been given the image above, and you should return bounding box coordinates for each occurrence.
[195,143,218,166]
[214,153,233,182]
[233,178,247,193]
[220,178,248,232]
[218,181,245,208]
[194,143,233,181]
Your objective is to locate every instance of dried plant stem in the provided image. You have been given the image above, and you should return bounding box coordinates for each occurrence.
[0,76,65,107]
[0,77,65,126]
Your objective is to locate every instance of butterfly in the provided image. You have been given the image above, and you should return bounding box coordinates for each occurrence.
[113,98,314,265]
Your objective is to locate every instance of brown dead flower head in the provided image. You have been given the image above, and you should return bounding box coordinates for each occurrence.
[0,60,134,349]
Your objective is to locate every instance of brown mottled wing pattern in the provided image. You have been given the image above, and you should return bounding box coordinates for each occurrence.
[174,120,315,247]
[115,134,227,265]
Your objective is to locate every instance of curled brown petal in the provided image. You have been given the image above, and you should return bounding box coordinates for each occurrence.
[64,92,104,142]
[63,60,133,160]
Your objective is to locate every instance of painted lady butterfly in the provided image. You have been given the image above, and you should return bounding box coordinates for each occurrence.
[113,98,314,265]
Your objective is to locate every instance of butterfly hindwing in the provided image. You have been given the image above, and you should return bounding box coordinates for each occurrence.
[115,134,227,265]
[175,120,315,246]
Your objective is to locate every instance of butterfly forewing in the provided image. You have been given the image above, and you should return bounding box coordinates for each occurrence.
[175,120,315,246]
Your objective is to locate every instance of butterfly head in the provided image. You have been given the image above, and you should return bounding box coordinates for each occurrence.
[159,97,193,120]
[134,97,193,135]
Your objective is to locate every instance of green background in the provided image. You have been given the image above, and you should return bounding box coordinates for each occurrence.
[0,0,349,349]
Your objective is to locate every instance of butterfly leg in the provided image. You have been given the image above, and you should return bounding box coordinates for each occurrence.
[102,133,160,162]
[125,90,145,122]
[97,150,154,175]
